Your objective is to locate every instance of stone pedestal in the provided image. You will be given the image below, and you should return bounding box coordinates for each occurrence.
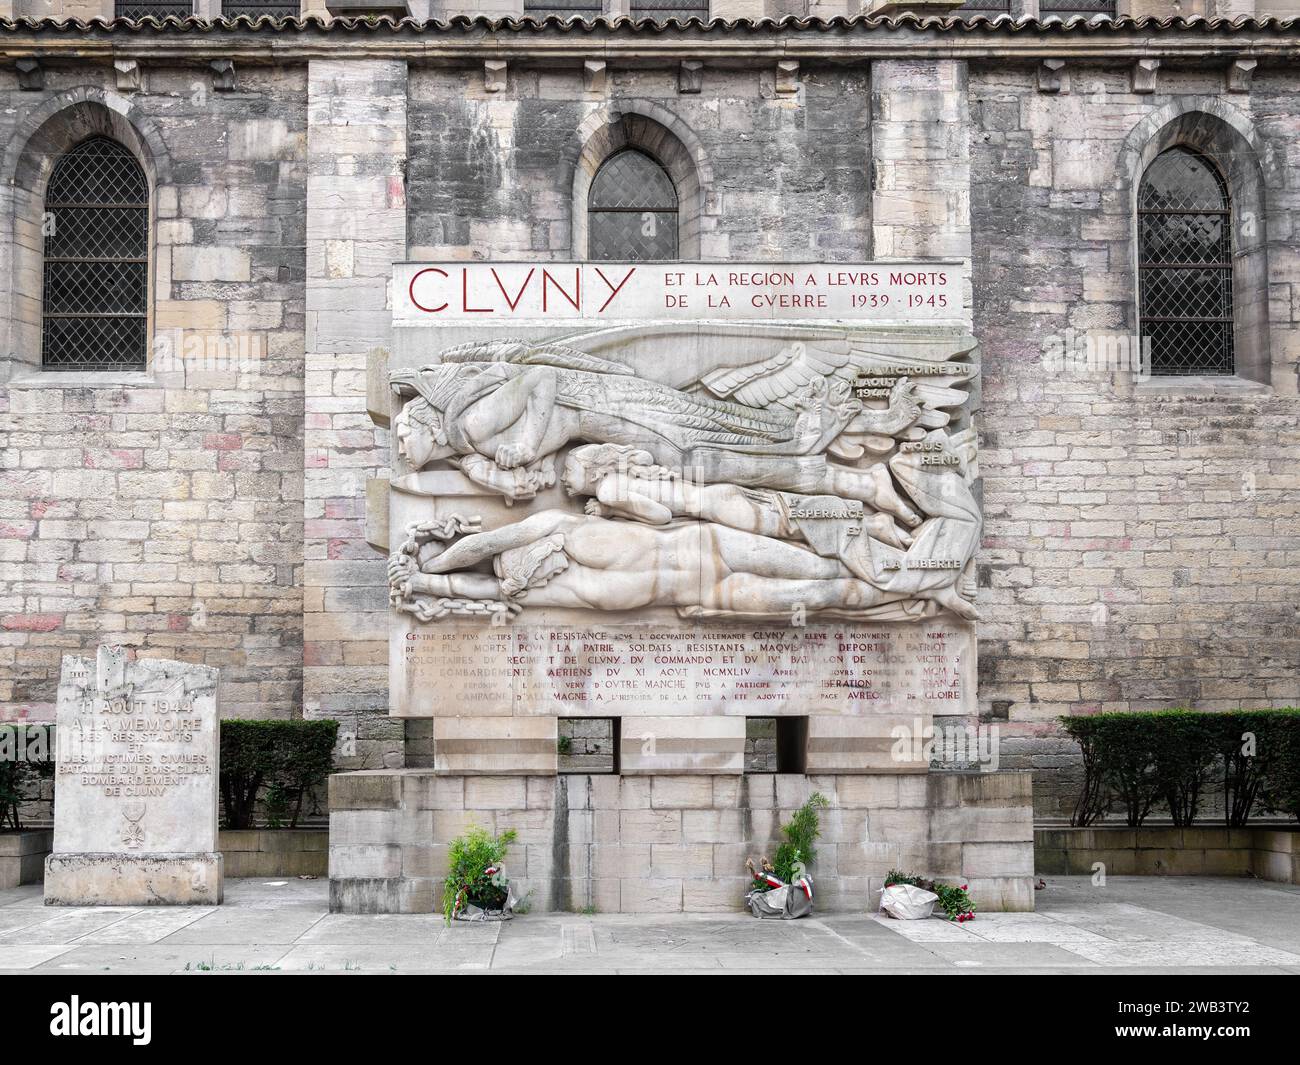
[44,647,223,906]
[328,768,1034,915]
[44,854,223,906]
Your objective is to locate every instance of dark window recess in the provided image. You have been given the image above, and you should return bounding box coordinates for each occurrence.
[42,138,149,371]
[115,1,194,17]
[745,717,807,774]
[1138,146,1234,376]
[558,718,619,774]
[221,0,301,16]
[588,148,678,261]
[953,0,1010,14]
[1038,0,1115,16]
[522,1,603,17]
[629,1,710,19]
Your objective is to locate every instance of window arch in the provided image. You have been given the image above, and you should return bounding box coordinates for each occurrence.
[587,148,679,261]
[1138,147,1234,376]
[42,137,149,370]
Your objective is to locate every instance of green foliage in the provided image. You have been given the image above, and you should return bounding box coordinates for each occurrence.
[1260,714,1300,822]
[442,825,518,925]
[219,720,339,830]
[1152,710,1221,827]
[1060,708,1300,827]
[769,792,829,885]
[884,870,976,923]
[0,724,53,831]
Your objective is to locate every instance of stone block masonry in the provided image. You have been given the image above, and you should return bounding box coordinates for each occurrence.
[329,769,1034,915]
[1036,825,1300,884]
[968,63,1300,819]
[0,62,308,724]
[302,59,407,771]
[405,63,871,263]
[0,30,1297,825]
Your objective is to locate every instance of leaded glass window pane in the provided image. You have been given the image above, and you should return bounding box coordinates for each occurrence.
[115,1,194,16]
[1039,0,1115,16]
[1138,147,1234,376]
[954,0,1010,15]
[42,138,149,371]
[629,1,710,19]
[221,0,301,16]
[588,149,678,261]
[522,1,602,17]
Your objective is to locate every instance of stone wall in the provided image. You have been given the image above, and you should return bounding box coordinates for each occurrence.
[968,63,1300,818]
[329,768,1035,914]
[301,58,407,769]
[1,41,1298,817]
[1036,825,1300,884]
[0,62,308,722]
[405,63,872,263]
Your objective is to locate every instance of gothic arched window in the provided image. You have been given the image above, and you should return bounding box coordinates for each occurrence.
[1138,146,1234,376]
[587,148,679,261]
[42,137,149,370]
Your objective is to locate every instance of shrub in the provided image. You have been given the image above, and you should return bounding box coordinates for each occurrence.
[1062,715,1111,827]
[747,792,829,891]
[219,719,339,830]
[1260,712,1300,822]
[0,724,54,831]
[1152,710,1220,827]
[443,825,518,924]
[771,792,829,883]
[1216,709,1300,826]
[1061,708,1300,827]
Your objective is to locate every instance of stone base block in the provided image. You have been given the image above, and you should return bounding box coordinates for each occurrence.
[330,768,1034,915]
[330,876,434,914]
[44,853,223,906]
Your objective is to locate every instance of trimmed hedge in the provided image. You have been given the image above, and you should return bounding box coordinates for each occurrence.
[0,724,54,830]
[220,720,339,830]
[1060,708,1300,828]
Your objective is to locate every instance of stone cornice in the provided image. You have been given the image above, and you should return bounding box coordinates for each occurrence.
[0,15,1298,62]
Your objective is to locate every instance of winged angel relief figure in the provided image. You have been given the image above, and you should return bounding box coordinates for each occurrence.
[387,328,981,624]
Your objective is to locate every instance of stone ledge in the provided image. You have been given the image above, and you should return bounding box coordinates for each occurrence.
[44,853,224,906]
[0,830,53,889]
[0,828,53,857]
[1035,825,1300,884]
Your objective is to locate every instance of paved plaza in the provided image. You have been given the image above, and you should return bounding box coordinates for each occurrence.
[2,876,1298,975]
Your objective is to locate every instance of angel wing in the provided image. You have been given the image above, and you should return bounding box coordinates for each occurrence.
[436,339,634,376]
[699,330,976,455]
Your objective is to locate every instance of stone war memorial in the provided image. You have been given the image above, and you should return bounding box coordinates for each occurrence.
[45,646,222,905]
[1,7,1299,993]
[328,260,1034,914]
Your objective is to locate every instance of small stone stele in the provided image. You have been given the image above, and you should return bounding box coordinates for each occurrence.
[44,646,223,906]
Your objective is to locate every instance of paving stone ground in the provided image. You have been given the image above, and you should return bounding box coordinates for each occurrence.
[1,876,1298,975]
